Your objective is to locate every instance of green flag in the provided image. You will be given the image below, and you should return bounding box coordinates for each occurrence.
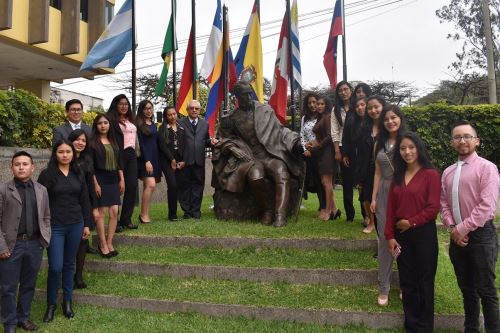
[155,1,177,96]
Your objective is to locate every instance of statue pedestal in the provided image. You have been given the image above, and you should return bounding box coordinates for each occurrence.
[213,178,301,221]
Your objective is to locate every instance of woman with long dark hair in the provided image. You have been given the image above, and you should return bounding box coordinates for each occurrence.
[300,92,324,214]
[330,81,357,222]
[385,132,440,332]
[67,129,95,290]
[370,104,407,306]
[89,114,124,258]
[136,100,161,223]
[158,106,186,221]
[309,96,340,220]
[106,94,138,231]
[356,95,386,234]
[38,139,91,322]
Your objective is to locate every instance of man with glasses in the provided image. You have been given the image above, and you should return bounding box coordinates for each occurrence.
[440,121,500,332]
[52,99,92,147]
[179,100,217,219]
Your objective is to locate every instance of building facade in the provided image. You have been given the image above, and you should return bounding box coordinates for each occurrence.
[0,0,115,100]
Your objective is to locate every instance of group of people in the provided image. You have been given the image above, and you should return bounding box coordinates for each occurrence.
[0,95,216,332]
[301,81,499,332]
[0,81,498,333]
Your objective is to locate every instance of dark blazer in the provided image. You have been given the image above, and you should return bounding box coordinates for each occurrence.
[52,121,92,147]
[179,117,211,166]
[0,180,51,253]
[158,122,185,162]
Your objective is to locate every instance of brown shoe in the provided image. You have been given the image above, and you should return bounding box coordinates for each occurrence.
[17,319,38,331]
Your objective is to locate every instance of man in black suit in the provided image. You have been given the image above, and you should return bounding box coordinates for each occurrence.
[52,99,92,147]
[178,100,217,219]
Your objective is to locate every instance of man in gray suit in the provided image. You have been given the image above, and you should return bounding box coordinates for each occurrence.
[178,100,218,219]
[0,151,51,333]
[52,99,92,147]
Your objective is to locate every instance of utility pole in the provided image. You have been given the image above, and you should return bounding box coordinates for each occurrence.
[482,0,497,104]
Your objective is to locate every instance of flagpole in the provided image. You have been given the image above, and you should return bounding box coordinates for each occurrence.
[285,0,295,131]
[131,0,137,113]
[341,0,347,81]
[171,0,177,108]
[222,5,229,111]
[191,0,197,99]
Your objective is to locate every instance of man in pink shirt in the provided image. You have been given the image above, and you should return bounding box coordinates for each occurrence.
[440,121,500,332]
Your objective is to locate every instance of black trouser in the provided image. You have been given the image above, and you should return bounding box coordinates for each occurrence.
[340,147,355,220]
[450,221,499,333]
[179,164,205,218]
[119,148,138,226]
[395,221,438,333]
[160,158,180,219]
[304,154,325,210]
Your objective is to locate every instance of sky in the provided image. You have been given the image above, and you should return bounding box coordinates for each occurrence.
[52,0,461,107]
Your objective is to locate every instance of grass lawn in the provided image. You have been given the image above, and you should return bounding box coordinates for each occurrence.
[27,301,459,333]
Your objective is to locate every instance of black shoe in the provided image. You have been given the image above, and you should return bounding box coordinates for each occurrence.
[330,209,342,220]
[109,250,119,257]
[98,246,113,259]
[169,216,178,222]
[43,304,56,323]
[124,223,138,229]
[183,214,192,220]
[115,225,123,233]
[17,319,38,331]
[74,279,87,289]
[86,246,98,255]
[62,300,74,319]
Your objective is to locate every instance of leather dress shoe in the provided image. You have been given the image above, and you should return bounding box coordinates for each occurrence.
[86,246,98,255]
[43,304,56,323]
[124,223,138,230]
[115,225,123,233]
[4,326,16,333]
[62,300,74,319]
[169,216,178,222]
[17,319,38,331]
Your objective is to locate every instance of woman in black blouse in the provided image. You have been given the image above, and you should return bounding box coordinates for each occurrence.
[158,106,185,221]
[38,139,92,322]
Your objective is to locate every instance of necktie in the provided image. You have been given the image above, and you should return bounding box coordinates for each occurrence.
[24,183,34,236]
[191,120,197,132]
[452,160,465,225]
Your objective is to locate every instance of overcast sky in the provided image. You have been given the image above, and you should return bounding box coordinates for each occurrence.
[53,0,461,107]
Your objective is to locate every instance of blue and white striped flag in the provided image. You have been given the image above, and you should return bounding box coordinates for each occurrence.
[291,0,302,89]
[80,0,133,71]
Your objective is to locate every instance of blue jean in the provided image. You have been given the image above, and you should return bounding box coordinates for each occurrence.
[0,239,43,329]
[47,222,83,304]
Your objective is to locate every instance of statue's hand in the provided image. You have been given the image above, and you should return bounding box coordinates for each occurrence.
[230,147,252,162]
[292,141,304,157]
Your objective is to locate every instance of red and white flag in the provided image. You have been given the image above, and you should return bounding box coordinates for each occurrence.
[269,11,289,125]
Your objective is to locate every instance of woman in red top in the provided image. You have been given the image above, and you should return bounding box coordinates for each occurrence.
[385,131,441,333]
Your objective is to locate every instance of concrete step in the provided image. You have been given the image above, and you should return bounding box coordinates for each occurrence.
[97,235,377,250]
[34,290,464,331]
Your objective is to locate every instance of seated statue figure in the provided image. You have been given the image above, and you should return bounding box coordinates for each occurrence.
[212,81,304,227]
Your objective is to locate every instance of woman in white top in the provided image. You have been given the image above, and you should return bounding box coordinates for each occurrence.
[330,81,356,222]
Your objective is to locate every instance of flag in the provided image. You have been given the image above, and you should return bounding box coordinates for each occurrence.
[234,2,263,102]
[80,0,133,71]
[323,0,343,89]
[155,1,177,96]
[269,9,289,124]
[201,2,237,137]
[176,29,197,116]
[291,0,302,89]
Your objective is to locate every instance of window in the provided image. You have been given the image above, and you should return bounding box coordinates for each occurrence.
[80,0,88,22]
[49,0,61,10]
[105,1,114,24]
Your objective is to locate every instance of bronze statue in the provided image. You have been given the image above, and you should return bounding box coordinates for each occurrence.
[212,82,304,227]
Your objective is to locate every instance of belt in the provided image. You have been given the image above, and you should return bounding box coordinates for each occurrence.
[16,234,39,241]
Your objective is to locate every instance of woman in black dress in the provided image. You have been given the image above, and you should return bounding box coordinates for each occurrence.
[89,114,124,258]
[68,129,95,289]
[39,139,91,322]
[136,100,161,223]
[158,106,186,221]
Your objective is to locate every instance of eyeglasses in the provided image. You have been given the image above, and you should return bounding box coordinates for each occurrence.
[68,108,82,113]
[452,135,477,142]
[189,106,201,110]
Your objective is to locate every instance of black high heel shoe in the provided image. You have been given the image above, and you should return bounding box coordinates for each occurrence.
[330,209,342,220]
[62,300,74,319]
[43,304,56,322]
[98,245,113,258]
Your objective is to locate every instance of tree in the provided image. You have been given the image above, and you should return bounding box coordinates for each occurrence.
[367,80,419,106]
[436,0,499,75]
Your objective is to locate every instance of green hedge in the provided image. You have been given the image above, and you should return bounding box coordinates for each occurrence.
[402,102,500,171]
[0,89,97,149]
